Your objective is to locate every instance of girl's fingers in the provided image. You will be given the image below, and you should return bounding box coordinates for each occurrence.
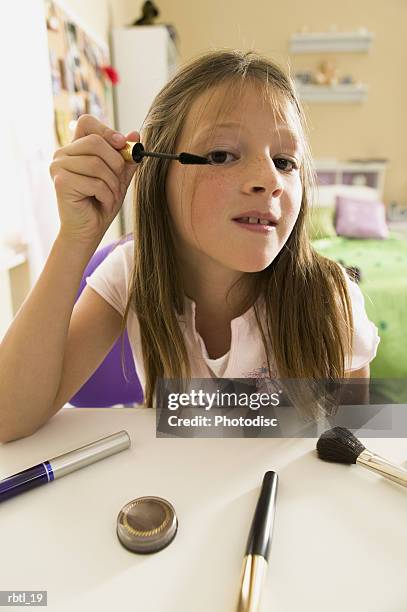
[73,114,130,149]
[55,117,142,203]
[62,135,126,177]
[125,130,140,142]
[54,168,117,210]
[51,155,121,200]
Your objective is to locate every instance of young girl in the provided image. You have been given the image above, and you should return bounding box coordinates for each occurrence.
[0,50,379,441]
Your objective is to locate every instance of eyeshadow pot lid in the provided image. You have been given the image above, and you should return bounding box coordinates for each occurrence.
[116,496,178,554]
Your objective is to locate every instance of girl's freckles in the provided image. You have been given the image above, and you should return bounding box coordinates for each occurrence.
[202,171,233,187]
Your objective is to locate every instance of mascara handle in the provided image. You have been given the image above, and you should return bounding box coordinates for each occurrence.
[120,141,144,163]
[246,471,278,559]
[357,450,407,487]
[236,554,268,612]
[120,142,209,165]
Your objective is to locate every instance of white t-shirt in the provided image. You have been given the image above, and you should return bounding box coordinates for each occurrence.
[86,241,380,392]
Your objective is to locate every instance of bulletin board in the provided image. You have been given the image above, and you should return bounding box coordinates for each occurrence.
[44,0,113,147]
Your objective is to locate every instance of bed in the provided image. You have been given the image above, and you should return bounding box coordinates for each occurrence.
[309,183,407,381]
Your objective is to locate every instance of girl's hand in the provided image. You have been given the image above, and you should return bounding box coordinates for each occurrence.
[49,114,139,244]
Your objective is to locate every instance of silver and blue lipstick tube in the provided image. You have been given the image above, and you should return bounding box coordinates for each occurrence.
[0,430,130,503]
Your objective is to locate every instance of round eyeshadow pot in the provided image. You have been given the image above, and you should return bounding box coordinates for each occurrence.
[116,496,178,554]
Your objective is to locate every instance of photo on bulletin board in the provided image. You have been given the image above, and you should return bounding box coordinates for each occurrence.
[44,0,113,147]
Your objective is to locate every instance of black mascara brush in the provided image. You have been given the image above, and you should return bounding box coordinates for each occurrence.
[316,426,407,488]
[120,141,210,165]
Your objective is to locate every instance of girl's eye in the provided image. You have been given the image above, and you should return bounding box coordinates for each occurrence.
[206,151,299,172]
[206,150,236,165]
[274,158,298,173]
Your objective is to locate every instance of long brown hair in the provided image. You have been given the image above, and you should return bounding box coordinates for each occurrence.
[119,49,353,414]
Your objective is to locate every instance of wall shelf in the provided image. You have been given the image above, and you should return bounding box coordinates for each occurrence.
[295,82,368,103]
[289,30,374,54]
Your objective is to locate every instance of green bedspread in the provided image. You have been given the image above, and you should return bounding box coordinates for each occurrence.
[311,232,407,378]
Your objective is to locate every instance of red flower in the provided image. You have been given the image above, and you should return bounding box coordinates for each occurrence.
[101,65,120,85]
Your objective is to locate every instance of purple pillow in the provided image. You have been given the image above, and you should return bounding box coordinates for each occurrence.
[335,196,389,239]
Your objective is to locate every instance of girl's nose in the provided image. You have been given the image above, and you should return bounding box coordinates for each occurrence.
[241,157,284,198]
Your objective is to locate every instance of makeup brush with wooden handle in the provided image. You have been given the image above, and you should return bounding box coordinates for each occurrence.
[316,426,407,488]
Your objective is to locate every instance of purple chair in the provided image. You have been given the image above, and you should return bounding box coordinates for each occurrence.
[69,237,144,407]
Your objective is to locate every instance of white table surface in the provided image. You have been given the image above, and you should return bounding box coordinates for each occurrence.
[1,405,407,612]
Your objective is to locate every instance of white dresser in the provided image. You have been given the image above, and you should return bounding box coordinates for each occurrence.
[111,25,179,234]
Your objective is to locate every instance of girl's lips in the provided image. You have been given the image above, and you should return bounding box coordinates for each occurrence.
[232,219,276,234]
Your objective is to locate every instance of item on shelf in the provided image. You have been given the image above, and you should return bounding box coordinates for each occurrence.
[294,71,313,85]
[46,0,59,32]
[129,2,178,47]
[101,65,120,86]
[312,60,339,86]
[351,174,368,187]
[387,201,407,222]
[129,1,178,47]
[131,1,160,26]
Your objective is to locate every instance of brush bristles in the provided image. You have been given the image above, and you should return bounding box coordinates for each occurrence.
[316,427,366,464]
[179,152,210,165]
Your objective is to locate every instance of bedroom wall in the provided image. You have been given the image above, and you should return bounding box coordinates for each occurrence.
[123,0,406,207]
[63,0,137,41]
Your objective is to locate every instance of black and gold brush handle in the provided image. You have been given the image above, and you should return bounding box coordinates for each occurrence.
[120,141,210,165]
[236,471,279,612]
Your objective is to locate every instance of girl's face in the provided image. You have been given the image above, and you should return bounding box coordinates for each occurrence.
[165,81,304,277]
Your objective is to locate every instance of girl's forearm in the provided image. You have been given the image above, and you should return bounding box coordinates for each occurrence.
[0,232,99,442]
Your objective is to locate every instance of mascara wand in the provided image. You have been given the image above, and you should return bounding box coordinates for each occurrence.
[316,426,407,488]
[120,141,210,165]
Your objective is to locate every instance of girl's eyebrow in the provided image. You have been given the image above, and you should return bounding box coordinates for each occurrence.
[194,122,301,145]
[195,121,242,138]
